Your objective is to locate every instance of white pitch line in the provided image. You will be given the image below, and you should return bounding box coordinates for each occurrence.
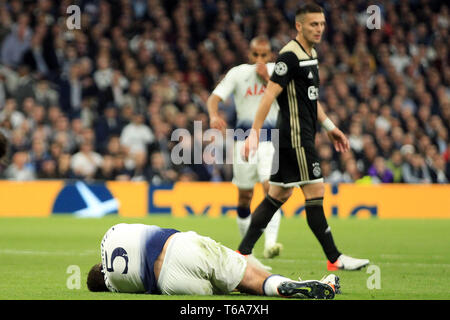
[0,249,97,256]
[374,262,450,268]
[258,258,450,268]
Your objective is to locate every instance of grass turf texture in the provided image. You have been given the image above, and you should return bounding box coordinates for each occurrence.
[0,216,449,300]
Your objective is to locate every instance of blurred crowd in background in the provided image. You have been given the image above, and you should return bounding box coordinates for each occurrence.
[0,0,448,185]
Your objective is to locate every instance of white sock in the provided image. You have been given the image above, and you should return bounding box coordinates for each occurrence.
[237,216,251,238]
[264,209,281,249]
[263,274,290,296]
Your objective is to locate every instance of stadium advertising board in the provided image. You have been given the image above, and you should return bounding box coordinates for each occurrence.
[0,181,448,218]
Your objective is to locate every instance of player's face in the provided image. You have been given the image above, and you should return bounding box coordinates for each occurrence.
[248,43,272,64]
[297,13,326,45]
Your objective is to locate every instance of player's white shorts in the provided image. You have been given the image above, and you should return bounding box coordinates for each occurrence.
[157,231,247,295]
[232,140,275,189]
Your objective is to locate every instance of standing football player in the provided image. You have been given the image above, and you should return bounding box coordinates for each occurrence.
[207,36,283,267]
[239,3,370,271]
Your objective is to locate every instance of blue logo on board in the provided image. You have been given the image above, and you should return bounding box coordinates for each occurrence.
[52,181,119,217]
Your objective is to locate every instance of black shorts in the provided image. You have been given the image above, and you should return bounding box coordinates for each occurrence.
[269,146,323,187]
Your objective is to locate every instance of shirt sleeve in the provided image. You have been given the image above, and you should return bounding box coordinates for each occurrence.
[212,67,237,101]
[267,62,275,76]
[270,52,298,88]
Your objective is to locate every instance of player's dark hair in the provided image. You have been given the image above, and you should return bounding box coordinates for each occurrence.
[295,2,324,20]
[87,263,108,292]
[250,35,270,46]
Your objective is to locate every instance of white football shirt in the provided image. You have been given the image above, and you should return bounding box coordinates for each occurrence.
[100,223,178,293]
[212,63,279,136]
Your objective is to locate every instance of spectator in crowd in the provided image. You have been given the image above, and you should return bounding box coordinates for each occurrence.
[402,153,433,184]
[120,79,147,114]
[0,13,32,68]
[29,138,49,173]
[94,105,125,150]
[0,98,25,129]
[21,28,50,77]
[341,158,363,183]
[94,154,116,181]
[37,158,57,179]
[112,153,133,181]
[386,150,404,183]
[322,160,344,184]
[70,140,103,180]
[56,152,74,179]
[368,156,394,183]
[429,154,449,184]
[4,150,35,180]
[33,80,59,109]
[119,112,154,159]
[146,151,178,185]
[130,151,148,181]
[348,122,364,156]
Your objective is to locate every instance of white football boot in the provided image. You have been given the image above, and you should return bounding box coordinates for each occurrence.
[263,242,283,259]
[327,254,369,271]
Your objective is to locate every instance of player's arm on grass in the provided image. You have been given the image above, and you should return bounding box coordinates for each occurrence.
[317,101,349,153]
[242,80,283,161]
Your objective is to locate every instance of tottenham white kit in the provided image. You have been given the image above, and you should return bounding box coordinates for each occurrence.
[212,63,279,189]
[100,223,178,293]
[100,224,247,295]
[157,231,247,295]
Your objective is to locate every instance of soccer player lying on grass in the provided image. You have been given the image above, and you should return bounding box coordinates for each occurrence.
[87,223,340,299]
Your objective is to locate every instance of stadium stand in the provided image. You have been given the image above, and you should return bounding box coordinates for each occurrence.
[0,0,448,184]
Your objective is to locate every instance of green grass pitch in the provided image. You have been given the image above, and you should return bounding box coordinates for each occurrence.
[0,215,449,300]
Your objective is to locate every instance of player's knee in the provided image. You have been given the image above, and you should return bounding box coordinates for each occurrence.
[238,190,253,207]
[302,182,325,200]
[268,187,292,203]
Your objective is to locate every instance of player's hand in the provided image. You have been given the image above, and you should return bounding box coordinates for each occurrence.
[327,128,350,153]
[256,63,269,83]
[241,129,259,161]
[209,115,227,132]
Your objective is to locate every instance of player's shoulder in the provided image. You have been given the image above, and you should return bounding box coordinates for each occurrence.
[221,64,253,81]
[279,40,318,61]
[231,63,255,73]
[266,62,276,74]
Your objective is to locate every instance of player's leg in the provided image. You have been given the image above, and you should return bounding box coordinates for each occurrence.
[301,181,341,263]
[237,188,253,237]
[160,231,337,298]
[256,141,283,258]
[157,232,217,295]
[237,184,292,255]
[233,140,259,238]
[238,184,282,260]
[237,261,337,299]
[236,189,273,270]
[301,182,369,271]
[261,181,283,258]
